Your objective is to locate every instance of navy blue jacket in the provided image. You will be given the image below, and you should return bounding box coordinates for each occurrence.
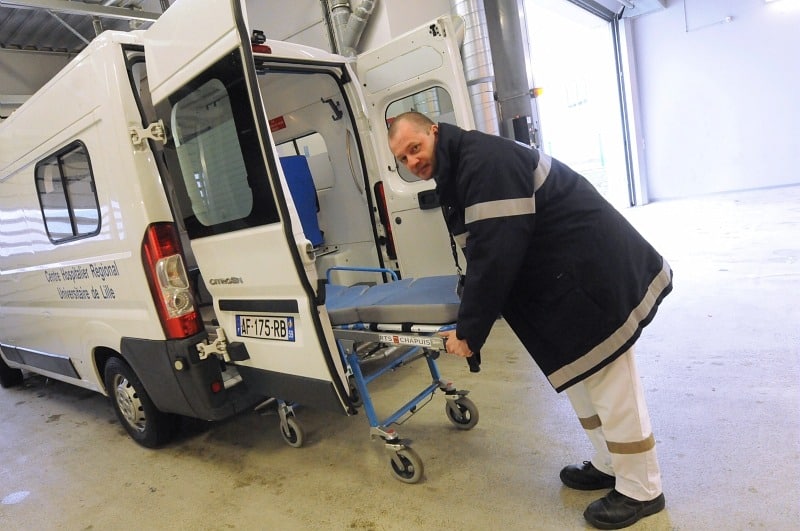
[433,123,672,392]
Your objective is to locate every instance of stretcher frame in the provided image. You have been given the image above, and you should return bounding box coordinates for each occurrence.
[273,267,479,483]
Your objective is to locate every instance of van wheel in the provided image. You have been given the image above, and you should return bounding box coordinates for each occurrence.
[104,357,175,448]
[0,356,23,388]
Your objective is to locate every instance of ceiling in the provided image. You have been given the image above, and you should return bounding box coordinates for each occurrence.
[0,0,667,56]
[0,0,166,55]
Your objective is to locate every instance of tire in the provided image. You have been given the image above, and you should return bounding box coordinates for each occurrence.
[0,355,23,389]
[348,378,363,408]
[389,447,424,484]
[280,416,305,448]
[445,397,479,430]
[104,357,176,448]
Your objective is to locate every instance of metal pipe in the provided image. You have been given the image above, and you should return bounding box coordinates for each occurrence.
[0,0,160,21]
[46,10,90,44]
[325,0,376,57]
[483,0,536,143]
[327,0,351,55]
[449,0,500,135]
[340,0,375,56]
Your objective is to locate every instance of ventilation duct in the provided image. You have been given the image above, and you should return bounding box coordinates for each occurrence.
[449,0,500,135]
[325,0,376,57]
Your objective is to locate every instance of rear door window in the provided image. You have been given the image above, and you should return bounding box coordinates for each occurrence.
[156,52,281,239]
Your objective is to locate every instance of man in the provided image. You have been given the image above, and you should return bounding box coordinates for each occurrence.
[388,111,672,530]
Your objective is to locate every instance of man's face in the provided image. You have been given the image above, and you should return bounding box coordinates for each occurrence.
[388,120,438,180]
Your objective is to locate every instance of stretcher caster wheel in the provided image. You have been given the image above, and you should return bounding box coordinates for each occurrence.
[280,416,305,448]
[389,447,424,484]
[348,380,363,408]
[445,397,479,430]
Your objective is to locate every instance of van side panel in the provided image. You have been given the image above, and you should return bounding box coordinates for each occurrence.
[0,35,173,393]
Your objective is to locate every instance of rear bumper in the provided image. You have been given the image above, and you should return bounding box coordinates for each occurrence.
[121,334,265,421]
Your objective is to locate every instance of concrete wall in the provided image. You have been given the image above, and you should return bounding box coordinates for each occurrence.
[630,0,800,199]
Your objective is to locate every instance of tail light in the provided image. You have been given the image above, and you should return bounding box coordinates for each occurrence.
[141,222,202,339]
[251,29,272,54]
[374,181,397,260]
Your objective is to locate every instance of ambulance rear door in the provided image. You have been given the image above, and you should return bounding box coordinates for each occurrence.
[356,16,474,278]
[141,0,349,412]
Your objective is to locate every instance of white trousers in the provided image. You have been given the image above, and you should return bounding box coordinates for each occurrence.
[565,347,662,501]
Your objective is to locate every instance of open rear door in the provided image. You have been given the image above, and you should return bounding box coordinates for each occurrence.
[356,16,474,278]
[142,0,349,412]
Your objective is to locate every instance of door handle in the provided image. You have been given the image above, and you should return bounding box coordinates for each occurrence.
[417,190,439,210]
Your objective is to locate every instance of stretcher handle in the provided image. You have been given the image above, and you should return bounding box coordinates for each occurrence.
[326,266,399,284]
[442,332,481,373]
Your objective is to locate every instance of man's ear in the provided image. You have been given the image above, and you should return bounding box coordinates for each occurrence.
[430,123,439,136]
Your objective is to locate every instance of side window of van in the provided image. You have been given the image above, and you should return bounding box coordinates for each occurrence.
[276,132,327,158]
[34,141,100,243]
[385,86,456,183]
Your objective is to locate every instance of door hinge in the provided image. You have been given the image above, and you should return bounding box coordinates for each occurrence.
[129,119,167,148]
[196,327,231,362]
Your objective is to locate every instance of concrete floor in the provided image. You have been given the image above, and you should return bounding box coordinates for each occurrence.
[1,186,798,530]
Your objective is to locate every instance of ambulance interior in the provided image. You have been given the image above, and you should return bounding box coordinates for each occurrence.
[146,60,393,332]
[256,66,384,284]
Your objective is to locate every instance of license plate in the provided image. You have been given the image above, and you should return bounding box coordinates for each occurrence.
[235,315,295,342]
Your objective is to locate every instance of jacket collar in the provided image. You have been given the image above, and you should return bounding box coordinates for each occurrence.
[433,122,463,199]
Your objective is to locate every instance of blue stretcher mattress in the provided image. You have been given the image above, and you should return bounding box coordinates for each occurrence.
[325,275,461,326]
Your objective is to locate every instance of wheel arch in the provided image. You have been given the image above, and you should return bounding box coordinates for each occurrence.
[93,345,121,396]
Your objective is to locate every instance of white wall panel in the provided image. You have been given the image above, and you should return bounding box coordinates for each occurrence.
[631,0,800,199]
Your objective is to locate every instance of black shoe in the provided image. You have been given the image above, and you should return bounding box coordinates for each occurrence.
[584,489,665,529]
[560,461,615,490]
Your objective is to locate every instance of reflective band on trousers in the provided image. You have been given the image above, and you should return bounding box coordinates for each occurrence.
[579,414,602,430]
[578,415,656,455]
[606,433,656,455]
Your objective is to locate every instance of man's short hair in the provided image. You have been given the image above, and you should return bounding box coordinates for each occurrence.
[388,111,435,139]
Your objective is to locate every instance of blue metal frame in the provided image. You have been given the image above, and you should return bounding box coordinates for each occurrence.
[342,342,444,430]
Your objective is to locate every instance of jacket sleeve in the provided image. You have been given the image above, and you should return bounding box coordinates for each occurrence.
[455,136,537,352]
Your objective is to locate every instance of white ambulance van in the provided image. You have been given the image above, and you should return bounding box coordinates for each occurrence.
[0,0,474,448]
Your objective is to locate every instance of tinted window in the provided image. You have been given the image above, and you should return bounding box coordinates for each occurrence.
[156,51,280,239]
[172,79,253,226]
[34,141,100,243]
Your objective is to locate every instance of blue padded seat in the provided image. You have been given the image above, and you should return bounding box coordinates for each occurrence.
[325,284,369,324]
[280,155,324,247]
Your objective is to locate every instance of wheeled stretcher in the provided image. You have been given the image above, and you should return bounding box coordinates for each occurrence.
[274,267,480,483]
